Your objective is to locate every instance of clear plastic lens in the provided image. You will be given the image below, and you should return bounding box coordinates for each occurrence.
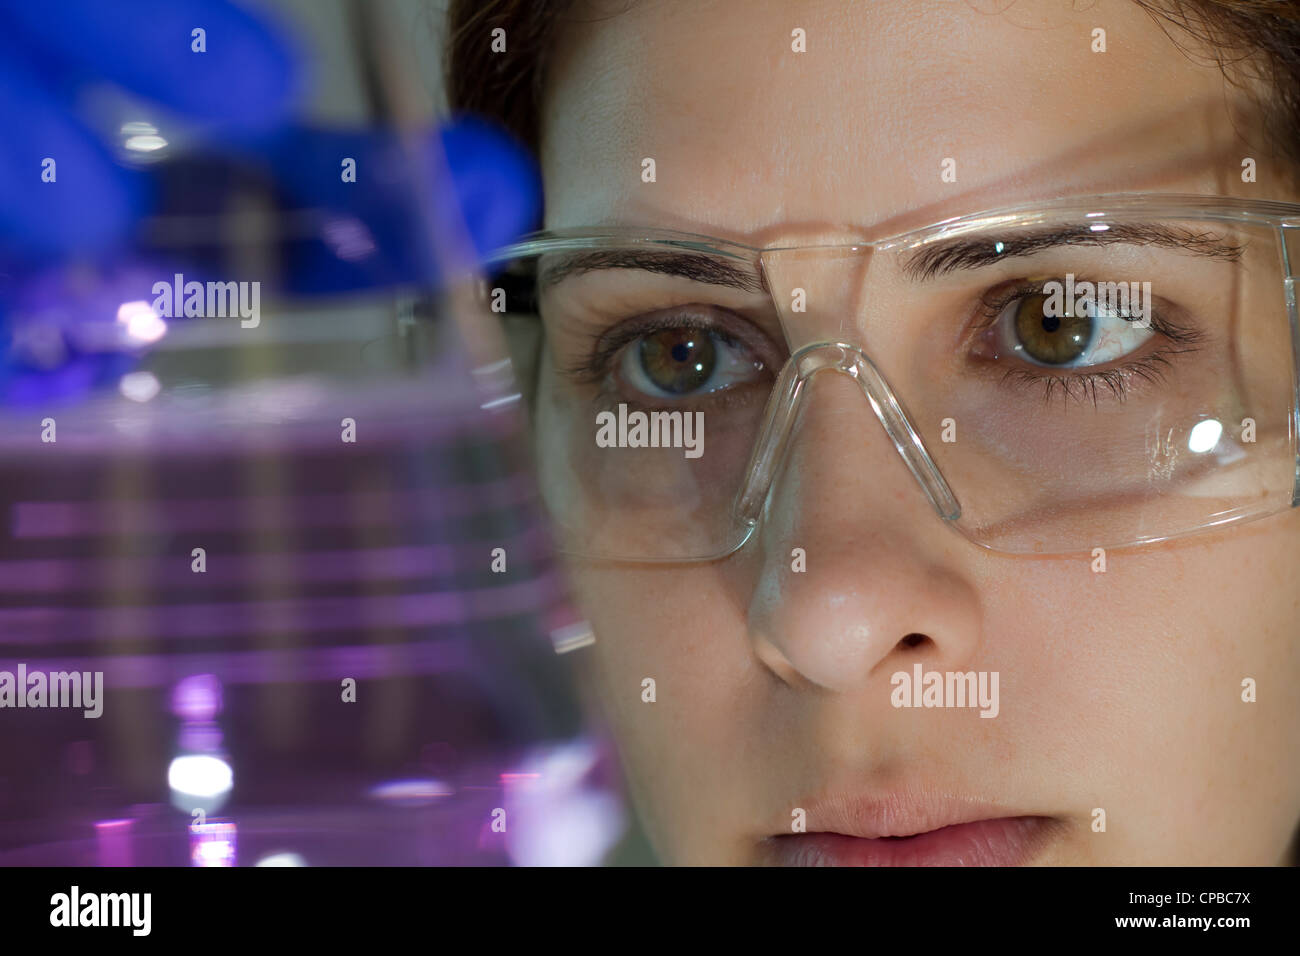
[489,208,1300,560]
[905,219,1296,553]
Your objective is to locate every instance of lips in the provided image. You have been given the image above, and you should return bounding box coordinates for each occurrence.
[760,789,1063,866]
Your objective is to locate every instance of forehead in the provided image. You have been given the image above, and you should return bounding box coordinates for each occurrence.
[539,0,1266,242]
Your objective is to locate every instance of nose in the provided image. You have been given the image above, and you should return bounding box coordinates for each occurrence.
[745,369,984,692]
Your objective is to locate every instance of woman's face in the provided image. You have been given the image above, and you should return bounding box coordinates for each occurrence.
[536,0,1300,864]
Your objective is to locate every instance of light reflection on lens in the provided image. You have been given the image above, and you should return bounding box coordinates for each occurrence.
[1188,418,1223,454]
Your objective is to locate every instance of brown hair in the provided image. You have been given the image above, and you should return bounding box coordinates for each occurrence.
[443,0,578,156]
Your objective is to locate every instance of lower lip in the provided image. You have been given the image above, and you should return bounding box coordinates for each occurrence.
[764,817,1058,866]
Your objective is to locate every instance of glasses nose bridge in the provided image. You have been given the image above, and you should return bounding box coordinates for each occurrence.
[735,341,962,528]
[757,241,884,351]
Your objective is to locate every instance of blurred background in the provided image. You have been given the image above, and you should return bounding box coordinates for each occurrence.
[0,0,656,866]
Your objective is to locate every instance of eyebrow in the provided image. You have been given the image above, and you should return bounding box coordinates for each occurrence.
[537,250,766,294]
[531,222,1247,291]
[899,222,1246,280]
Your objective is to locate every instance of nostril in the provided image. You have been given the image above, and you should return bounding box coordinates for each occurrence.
[899,633,929,650]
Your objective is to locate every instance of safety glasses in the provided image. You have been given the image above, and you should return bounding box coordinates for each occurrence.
[484,193,1300,562]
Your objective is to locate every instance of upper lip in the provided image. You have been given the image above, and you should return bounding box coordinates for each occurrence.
[779,784,1038,840]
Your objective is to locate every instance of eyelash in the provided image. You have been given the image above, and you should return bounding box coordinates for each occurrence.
[562,276,1209,408]
[970,278,1208,406]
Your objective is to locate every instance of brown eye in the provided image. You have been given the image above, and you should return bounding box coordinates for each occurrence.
[636,327,718,395]
[1013,293,1092,366]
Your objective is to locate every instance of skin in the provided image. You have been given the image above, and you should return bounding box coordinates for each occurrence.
[534,0,1300,864]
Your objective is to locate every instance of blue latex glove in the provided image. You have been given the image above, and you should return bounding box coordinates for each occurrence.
[0,0,299,259]
[0,0,299,402]
[0,1,541,402]
[254,118,541,294]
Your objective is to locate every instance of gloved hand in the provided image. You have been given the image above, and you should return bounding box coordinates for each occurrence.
[252,117,541,295]
[0,1,540,401]
[0,0,298,260]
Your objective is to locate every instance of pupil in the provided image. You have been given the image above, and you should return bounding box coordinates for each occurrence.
[640,328,717,394]
[1014,293,1090,365]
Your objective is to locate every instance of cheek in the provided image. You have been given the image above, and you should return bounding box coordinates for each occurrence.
[990,513,1300,859]
[565,562,762,857]
[570,563,748,738]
